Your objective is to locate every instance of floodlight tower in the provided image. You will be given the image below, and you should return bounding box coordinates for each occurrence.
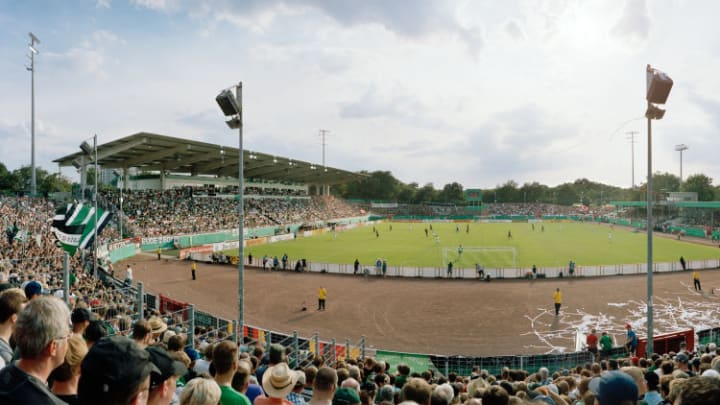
[674,144,688,187]
[27,32,40,196]
[216,84,244,333]
[645,64,673,358]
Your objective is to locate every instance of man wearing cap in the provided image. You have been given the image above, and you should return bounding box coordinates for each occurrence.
[213,340,251,405]
[593,371,638,405]
[0,296,70,404]
[71,307,92,336]
[675,353,695,377]
[0,288,27,368]
[625,324,638,356]
[146,345,187,405]
[78,335,158,405]
[24,279,45,300]
[257,362,296,405]
[333,387,361,405]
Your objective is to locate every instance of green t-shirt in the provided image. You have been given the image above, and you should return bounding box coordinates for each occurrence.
[599,334,613,350]
[220,385,252,405]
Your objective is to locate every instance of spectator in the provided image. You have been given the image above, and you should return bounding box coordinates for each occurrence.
[24,279,45,300]
[286,371,307,405]
[257,362,297,405]
[50,333,88,404]
[78,335,159,405]
[333,387,361,405]
[673,376,720,404]
[213,340,251,405]
[70,307,92,336]
[0,287,27,368]
[146,345,188,405]
[0,296,71,404]
[401,378,433,405]
[179,376,222,405]
[83,319,108,349]
[309,367,338,405]
[593,371,638,405]
[132,319,153,349]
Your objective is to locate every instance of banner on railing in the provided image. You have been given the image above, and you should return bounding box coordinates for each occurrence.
[159,294,189,321]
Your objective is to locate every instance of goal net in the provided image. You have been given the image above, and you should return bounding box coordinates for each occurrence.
[442,246,517,269]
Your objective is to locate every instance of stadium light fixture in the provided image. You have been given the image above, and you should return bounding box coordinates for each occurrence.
[215,83,245,340]
[645,64,673,359]
[215,88,239,116]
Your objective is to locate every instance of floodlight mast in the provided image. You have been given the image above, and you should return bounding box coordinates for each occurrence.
[674,144,688,186]
[645,64,673,359]
[28,32,40,196]
[216,83,244,337]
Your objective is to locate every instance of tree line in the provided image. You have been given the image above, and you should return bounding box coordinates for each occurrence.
[336,170,719,206]
[0,161,717,206]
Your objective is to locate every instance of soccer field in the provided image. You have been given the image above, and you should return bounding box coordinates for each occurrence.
[232,222,720,269]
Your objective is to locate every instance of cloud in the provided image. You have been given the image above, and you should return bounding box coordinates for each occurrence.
[96,0,111,8]
[612,0,650,43]
[44,30,126,79]
[338,85,447,131]
[504,19,525,41]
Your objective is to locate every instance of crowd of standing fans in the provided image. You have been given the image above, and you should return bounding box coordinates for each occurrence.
[100,189,359,237]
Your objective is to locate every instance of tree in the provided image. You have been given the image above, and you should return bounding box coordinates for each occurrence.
[683,174,715,201]
[414,183,436,203]
[652,172,681,194]
[396,182,418,203]
[494,180,519,203]
[438,182,464,204]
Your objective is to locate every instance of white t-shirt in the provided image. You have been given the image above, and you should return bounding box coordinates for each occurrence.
[125,267,133,281]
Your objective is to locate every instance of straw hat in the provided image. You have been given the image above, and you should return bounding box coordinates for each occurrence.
[262,363,298,398]
[148,316,167,335]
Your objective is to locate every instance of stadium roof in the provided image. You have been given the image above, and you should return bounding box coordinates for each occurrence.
[53,132,366,185]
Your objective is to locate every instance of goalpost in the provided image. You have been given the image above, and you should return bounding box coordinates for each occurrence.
[442,246,517,269]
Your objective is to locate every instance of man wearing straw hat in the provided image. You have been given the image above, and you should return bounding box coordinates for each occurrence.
[256,362,298,405]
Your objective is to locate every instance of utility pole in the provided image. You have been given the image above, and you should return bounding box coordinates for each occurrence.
[27,33,40,197]
[626,131,638,188]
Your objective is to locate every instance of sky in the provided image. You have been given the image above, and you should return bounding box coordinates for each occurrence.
[1,0,719,190]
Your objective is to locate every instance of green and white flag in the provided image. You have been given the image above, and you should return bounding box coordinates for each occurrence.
[51,203,111,256]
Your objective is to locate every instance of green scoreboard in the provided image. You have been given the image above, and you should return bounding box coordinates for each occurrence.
[465,189,483,202]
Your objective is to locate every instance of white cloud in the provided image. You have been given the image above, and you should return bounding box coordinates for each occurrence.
[96,0,111,9]
[612,0,650,44]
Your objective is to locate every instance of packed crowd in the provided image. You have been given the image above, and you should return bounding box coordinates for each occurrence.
[100,190,360,237]
[3,196,720,404]
[1,289,720,405]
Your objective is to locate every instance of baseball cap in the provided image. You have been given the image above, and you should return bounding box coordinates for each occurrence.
[71,307,91,324]
[595,371,638,404]
[24,280,44,298]
[333,387,361,405]
[80,336,160,400]
[675,353,689,363]
[146,346,188,389]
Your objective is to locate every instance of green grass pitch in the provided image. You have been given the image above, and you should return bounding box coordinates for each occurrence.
[231,222,720,269]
